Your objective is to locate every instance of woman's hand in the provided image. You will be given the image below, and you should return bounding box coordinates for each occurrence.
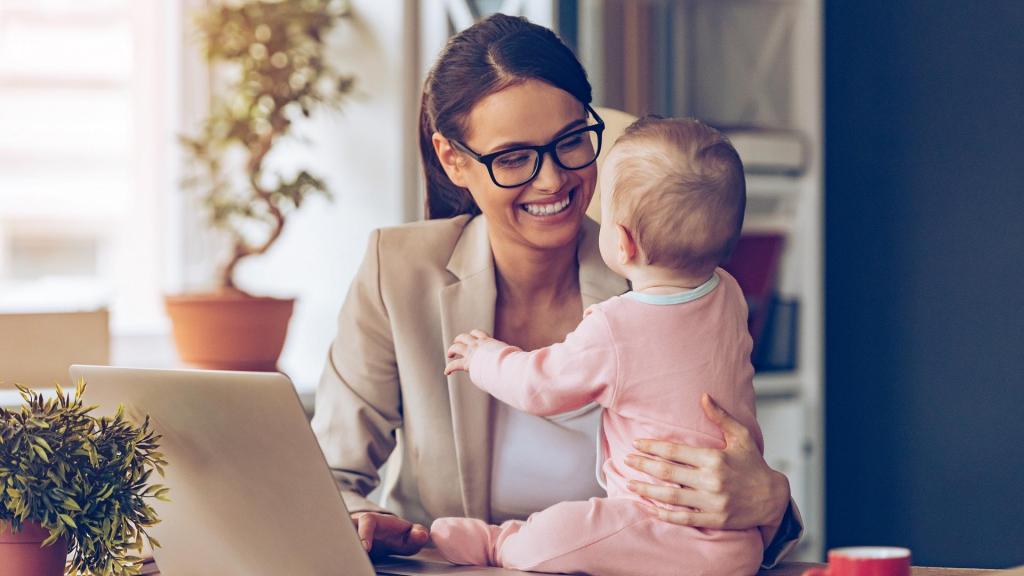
[351,512,429,558]
[625,393,790,540]
[444,329,495,375]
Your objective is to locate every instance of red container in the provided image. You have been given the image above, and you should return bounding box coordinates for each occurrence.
[803,547,911,576]
[0,521,68,576]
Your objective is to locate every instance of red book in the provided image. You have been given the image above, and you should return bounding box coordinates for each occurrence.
[721,234,786,355]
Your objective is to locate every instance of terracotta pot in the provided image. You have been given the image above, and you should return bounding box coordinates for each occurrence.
[0,521,68,576]
[165,292,295,372]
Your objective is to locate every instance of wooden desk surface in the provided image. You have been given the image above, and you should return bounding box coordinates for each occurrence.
[759,563,996,576]
[138,556,1003,575]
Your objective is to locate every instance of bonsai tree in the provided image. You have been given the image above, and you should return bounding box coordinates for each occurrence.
[180,0,355,292]
[0,381,168,575]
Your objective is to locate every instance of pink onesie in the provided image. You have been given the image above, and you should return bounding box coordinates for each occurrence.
[431,269,764,576]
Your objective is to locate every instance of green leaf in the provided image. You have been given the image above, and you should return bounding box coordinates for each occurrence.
[41,529,62,547]
[34,436,52,453]
[33,444,49,462]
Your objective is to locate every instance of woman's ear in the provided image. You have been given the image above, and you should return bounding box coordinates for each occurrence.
[616,224,639,266]
[432,132,469,187]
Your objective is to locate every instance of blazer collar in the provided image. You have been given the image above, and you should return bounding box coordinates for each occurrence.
[440,214,628,521]
[445,214,492,280]
[446,214,630,300]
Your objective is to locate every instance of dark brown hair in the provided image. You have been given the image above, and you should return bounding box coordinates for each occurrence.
[419,14,592,219]
[610,116,746,277]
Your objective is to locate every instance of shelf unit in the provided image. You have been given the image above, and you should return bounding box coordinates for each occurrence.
[568,0,824,560]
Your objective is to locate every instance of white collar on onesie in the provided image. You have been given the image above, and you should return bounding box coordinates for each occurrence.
[623,272,721,305]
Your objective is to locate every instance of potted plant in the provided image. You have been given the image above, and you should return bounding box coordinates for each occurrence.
[0,382,167,576]
[169,0,355,371]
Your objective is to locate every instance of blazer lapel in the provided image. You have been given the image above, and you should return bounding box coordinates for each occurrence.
[440,215,496,520]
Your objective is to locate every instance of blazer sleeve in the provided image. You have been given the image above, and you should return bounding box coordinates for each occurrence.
[761,499,805,568]
[311,229,402,516]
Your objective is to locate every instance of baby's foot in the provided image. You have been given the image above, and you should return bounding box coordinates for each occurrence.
[430,517,500,566]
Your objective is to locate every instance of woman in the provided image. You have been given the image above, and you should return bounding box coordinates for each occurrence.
[311,14,801,567]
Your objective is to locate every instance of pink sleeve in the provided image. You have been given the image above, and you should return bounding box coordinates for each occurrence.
[467,310,618,416]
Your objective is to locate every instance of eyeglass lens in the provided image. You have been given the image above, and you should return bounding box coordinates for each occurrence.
[491,129,600,187]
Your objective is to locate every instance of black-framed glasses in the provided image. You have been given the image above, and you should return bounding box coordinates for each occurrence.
[450,104,605,188]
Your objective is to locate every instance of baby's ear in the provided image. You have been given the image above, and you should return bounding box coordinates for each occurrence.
[616,224,638,266]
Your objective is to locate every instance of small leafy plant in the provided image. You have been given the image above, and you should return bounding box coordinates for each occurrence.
[0,381,168,575]
[180,0,355,291]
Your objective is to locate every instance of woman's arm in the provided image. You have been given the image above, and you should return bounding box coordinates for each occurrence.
[625,393,803,567]
[311,229,403,516]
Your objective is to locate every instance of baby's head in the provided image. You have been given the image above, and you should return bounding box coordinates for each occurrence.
[598,116,746,282]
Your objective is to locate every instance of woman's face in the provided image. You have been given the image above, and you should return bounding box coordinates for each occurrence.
[435,80,597,253]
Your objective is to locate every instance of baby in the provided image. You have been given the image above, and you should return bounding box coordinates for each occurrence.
[432,117,764,576]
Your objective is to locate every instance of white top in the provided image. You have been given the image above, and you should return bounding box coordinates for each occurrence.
[489,401,605,524]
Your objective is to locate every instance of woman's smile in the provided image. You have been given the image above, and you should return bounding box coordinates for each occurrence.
[519,187,577,219]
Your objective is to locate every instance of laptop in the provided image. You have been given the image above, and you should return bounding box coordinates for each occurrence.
[69,365,524,576]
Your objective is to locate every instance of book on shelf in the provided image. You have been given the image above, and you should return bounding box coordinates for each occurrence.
[753,297,798,372]
[721,233,786,358]
[718,126,808,175]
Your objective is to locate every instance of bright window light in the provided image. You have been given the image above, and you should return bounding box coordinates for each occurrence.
[0,0,176,333]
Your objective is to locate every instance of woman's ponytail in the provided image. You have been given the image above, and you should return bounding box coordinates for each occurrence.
[419,82,480,219]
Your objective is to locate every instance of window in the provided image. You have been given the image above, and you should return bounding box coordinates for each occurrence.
[0,0,176,333]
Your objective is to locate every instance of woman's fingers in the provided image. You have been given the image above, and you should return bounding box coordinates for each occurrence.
[469,329,490,339]
[701,393,754,449]
[354,512,377,552]
[632,484,731,529]
[637,481,729,516]
[628,480,703,507]
[625,454,706,488]
[389,523,430,556]
[631,438,719,469]
[627,394,788,532]
[648,506,725,530]
[352,513,430,557]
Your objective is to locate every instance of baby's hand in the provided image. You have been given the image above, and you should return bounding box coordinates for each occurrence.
[444,329,494,376]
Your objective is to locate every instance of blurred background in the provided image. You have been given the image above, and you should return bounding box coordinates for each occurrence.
[0,0,1020,568]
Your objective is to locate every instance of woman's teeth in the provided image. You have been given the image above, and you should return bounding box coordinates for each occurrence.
[522,195,572,217]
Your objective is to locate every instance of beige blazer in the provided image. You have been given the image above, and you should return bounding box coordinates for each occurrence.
[310,213,802,565]
[311,214,628,526]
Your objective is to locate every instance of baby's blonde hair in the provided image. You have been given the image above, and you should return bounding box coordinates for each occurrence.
[609,116,746,278]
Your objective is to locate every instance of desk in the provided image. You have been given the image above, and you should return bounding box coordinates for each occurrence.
[757,564,995,576]
[137,553,1003,575]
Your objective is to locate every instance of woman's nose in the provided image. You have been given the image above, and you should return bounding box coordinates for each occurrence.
[531,151,566,193]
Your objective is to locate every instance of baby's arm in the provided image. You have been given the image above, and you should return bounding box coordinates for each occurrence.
[444,311,618,416]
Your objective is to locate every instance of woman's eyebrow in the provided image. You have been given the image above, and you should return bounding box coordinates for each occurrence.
[485,117,588,153]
